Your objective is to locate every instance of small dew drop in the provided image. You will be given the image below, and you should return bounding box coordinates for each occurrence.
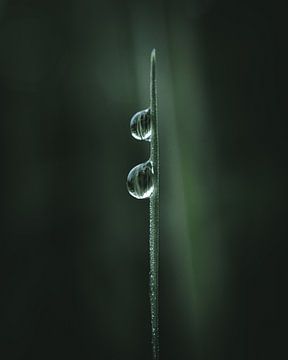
[127,161,154,199]
[130,108,151,141]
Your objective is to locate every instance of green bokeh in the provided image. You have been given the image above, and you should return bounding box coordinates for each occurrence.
[0,1,285,359]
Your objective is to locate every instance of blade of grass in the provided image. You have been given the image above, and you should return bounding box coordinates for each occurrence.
[149,48,159,360]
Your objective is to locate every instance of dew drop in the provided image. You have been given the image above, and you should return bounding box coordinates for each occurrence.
[130,108,151,141]
[127,161,154,199]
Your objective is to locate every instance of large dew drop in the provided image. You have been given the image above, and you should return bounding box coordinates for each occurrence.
[130,108,151,141]
[127,161,154,199]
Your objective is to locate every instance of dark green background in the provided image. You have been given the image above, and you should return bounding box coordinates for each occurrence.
[0,0,286,359]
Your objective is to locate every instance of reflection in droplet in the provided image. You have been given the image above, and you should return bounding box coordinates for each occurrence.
[127,161,154,199]
[130,108,151,141]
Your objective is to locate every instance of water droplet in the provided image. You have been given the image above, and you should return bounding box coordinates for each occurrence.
[130,108,151,141]
[127,161,154,199]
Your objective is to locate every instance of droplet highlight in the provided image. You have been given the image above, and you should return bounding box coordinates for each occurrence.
[130,108,151,141]
[127,161,154,199]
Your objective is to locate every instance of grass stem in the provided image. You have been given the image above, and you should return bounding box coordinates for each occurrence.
[149,48,159,360]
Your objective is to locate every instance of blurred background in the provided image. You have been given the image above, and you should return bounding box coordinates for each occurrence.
[0,0,286,359]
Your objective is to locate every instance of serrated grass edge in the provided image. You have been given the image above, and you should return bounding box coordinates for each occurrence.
[149,48,159,360]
